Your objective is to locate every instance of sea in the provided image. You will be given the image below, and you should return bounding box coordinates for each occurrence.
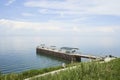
[0,36,120,74]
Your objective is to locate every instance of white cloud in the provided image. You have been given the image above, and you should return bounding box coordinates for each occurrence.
[86,0,120,16]
[0,19,62,31]
[24,0,120,16]
[73,26,115,33]
[21,13,35,17]
[39,9,48,14]
[0,19,118,34]
[5,0,16,6]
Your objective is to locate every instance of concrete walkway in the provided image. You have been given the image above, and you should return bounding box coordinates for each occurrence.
[24,66,76,80]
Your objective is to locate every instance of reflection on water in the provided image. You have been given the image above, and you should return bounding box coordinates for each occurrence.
[0,36,120,74]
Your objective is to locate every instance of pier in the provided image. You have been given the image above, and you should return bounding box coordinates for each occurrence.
[36,45,100,62]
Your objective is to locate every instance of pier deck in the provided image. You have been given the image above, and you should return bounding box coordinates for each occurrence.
[36,47,100,62]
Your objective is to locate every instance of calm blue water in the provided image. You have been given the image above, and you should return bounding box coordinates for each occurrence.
[0,36,120,74]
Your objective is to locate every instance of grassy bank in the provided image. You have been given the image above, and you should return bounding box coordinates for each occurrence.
[0,62,78,80]
[0,66,63,80]
[34,58,120,80]
[0,58,120,80]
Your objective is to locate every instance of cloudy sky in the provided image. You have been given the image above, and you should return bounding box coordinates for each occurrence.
[0,0,120,37]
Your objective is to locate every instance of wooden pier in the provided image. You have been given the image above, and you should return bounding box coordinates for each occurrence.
[36,47,100,62]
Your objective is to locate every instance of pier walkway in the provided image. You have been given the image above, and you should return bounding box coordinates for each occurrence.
[36,47,101,62]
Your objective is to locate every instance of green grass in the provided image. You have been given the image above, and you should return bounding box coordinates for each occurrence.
[0,66,62,80]
[33,58,120,80]
[0,58,120,80]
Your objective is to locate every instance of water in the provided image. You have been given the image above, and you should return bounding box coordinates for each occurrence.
[0,36,120,74]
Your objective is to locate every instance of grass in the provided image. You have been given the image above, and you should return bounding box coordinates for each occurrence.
[33,58,120,80]
[0,62,80,80]
[0,66,63,80]
[0,58,120,80]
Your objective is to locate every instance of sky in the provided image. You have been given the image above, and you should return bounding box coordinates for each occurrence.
[0,0,120,37]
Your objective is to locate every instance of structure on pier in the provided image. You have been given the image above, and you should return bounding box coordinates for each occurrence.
[60,47,79,54]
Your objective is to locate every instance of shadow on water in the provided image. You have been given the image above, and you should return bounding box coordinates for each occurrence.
[36,52,70,64]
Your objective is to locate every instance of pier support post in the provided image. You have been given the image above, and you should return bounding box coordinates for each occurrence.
[75,56,81,62]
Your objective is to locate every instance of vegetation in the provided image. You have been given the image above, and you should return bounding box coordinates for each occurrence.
[0,66,62,80]
[0,58,120,80]
[33,58,120,80]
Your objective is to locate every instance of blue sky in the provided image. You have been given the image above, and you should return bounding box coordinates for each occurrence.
[0,0,120,37]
